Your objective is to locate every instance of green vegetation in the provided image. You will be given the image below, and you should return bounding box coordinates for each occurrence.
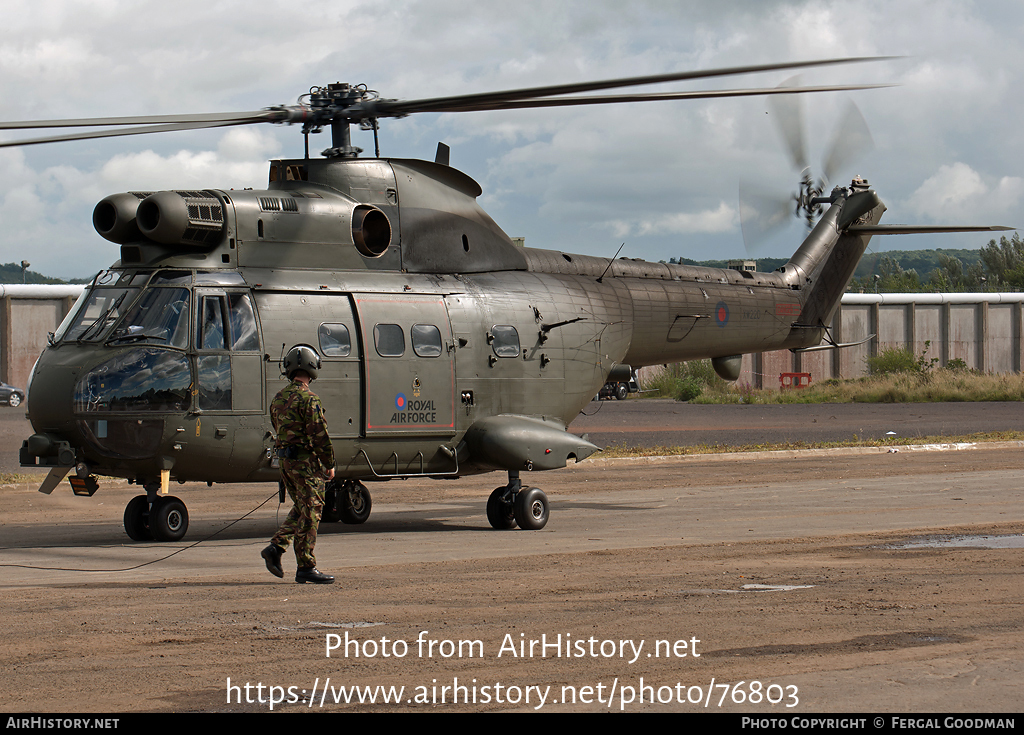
[687,370,1024,405]
[865,340,940,376]
[663,238,1024,294]
[0,262,91,285]
[639,346,1024,405]
[644,359,729,402]
[846,235,1024,293]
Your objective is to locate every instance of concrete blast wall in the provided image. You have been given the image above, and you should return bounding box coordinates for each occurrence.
[738,293,1024,389]
[0,285,83,392]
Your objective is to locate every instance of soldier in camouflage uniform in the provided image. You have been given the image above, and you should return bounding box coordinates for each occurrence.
[261,345,336,584]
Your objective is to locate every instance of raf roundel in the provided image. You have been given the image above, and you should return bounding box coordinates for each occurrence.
[395,393,407,410]
[715,301,730,328]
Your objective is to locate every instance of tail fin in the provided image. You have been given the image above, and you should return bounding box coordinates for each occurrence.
[780,180,885,342]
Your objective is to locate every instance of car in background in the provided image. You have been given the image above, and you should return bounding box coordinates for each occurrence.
[597,369,641,400]
[0,382,25,407]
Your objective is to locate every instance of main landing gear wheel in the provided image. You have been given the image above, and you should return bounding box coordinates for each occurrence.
[150,496,189,542]
[513,487,549,530]
[123,495,152,541]
[338,481,372,524]
[486,487,516,530]
[614,383,628,400]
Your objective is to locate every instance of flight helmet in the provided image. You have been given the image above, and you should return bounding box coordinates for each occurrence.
[282,344,321,381]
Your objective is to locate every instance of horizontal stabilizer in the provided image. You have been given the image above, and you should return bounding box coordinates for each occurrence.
[464,415,601,471]
[848,225,1014,235]
[795,333,875,353]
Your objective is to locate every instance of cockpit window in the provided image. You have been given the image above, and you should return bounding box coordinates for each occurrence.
[74,348,191,413]
[107,287,190,348]
[199,296,227,349]
[228,293,259,350]
[61,286,140,342]
[197,293,259,351]
[151,270,192,286]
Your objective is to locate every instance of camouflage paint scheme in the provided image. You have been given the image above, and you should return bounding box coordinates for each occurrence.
[23,156,882,507]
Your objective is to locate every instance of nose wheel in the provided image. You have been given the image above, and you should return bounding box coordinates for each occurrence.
[486,472,549,530]
[122,493,189,542]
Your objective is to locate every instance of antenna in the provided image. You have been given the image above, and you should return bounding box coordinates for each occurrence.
[597,243,625,283]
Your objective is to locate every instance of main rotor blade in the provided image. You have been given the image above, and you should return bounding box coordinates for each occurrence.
[0,109,284,130]
[394,83,895,114]
[374,57,894,117]
[768,76,808,172]
[0,119,261,148]
[822,101,874,184]
[739,179,795,252]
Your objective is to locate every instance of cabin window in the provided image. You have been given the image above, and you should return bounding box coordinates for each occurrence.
[490,325,520,358]
[411,324,442,357]
[373,324,405,357]
[319,323,352,357]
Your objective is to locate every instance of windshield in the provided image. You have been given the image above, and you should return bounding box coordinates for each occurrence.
[107,287,191,348]
[61,286,141,342]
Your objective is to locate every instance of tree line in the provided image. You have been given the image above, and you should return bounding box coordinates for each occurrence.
[664,234,1023,293]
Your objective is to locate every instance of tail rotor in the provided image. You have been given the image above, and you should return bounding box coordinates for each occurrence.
[740,78,874,252]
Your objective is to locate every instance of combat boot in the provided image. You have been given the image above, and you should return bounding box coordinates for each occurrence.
[261,544,284,578]
[296,566,335,584]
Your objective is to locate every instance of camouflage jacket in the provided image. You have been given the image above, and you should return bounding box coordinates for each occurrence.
[270,380,335,471]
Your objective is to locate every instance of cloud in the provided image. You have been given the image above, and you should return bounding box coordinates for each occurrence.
[906,163,1024,222]
[604,202,737,239]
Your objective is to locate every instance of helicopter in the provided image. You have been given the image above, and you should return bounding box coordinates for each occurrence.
[7,57,1010,542]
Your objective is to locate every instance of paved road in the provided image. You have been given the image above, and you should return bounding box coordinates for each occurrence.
[6,400,1021,476]
[570,399,1023,448]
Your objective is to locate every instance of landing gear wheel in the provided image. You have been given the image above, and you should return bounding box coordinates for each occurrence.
[487,487,517,530]
[514,487,549,530]
[338,481,372,524]
[123,495,152,541]
[614,383,628,400]
[150,496,189,542]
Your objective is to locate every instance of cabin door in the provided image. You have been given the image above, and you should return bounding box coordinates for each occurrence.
[353,293,456,437]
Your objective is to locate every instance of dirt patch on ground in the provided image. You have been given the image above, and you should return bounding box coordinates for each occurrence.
[1,445,1022,712]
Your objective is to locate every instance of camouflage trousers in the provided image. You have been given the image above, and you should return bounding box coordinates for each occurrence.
[270,457,326,568]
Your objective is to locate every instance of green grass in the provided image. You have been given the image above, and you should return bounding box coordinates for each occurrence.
[689,371,1024,405]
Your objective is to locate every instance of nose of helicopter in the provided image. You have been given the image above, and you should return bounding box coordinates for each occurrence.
[25,346,85,438]
[21,346,89,472]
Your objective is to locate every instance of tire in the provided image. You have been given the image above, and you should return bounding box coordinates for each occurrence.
[8,392,22,408]
[123,495,151,541]
[513,487,549,530]
[614,383,628,400]
[338,481,372,524]
[150,496,189,542]
[486,487,516,530]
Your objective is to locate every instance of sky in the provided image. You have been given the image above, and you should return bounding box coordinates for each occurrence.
[0,0,1021,280]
